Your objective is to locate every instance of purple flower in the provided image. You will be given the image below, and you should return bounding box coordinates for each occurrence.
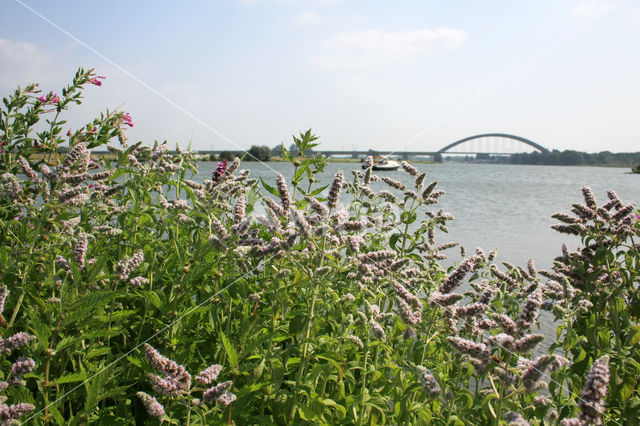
[211,160,228,184]
[67,130,72,137]
[89,78,103,86]
[123,112,134,127]
[38,94,47,102]
[51,93,60,104]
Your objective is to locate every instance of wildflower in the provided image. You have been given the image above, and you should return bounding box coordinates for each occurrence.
[421,181,438,199]
[416,366,441,397]
[103,183,125,198]
[304,195,329,216]
[263,197,287,218]
[370,320,386,339]
[63,143,88,169]
[549,355,569,371]
[514,334,545,353]
[339,220,367,232]
[118,250,144,280]
[234,195,245,224]
[346,235,365,253]
[56,255,71,272]
[327,170,344,209]
[1,332,35,353]
[51,93,60,103]
[364,156,373,168]
[358,250,395,263]
[438,257,475,294]
[276,174,292,211]
[0,286,8,315]
[129,277,149,288]
[533,395,553,408]
[217,391,237,406]
[292,208,311,237]
[87,127,96,135]
[578,355,609,425]
[345,334,364,349]
[89,78,103,86]
[10,357,35,384]
[582,186,597,209]
[137,392,165,419]
[521,355,554,391]
[455,303,487,318]
[448,337,490,359]
[415,172,426,188]
[38,94,47,102]
[123,112,134,127]
[17,156,41,184]
[0,403,36,423]
[489,333,515,349]
[381,176,405,191]
[144,344,191,395]
[517,290,542,331]
[428,292,464,307]
[73,233,88,267]
[401,161,419,176]
[202,380,233,404]
[503,412,530,426]
[377,190,398,203]
[196,364,223,386]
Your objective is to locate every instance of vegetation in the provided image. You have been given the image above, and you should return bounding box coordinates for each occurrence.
[507,150,640,167]
[246,145,271,162]
[0,69,639,424]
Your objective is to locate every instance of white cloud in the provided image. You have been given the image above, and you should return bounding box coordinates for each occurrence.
[571,0,616,18]
[291,11,323,26]
[314,28,467,70]
[0,38,62,88]
[326,28,467,55]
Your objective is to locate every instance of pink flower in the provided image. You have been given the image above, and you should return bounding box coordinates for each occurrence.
[89,78,103,86]
[51,93,60,104]
[67,130,72,137]
[38,94,47,103]
[123,112,134,127]
[88,127,96,135]
[13,216,19,221]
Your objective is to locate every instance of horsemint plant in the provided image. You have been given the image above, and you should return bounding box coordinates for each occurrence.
[0,68,636,424]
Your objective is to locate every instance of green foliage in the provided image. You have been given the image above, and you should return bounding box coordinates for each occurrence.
[246,145,271,162]
[0,69,638,425]
[508,149,640,167]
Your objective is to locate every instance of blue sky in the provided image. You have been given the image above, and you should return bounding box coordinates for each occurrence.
[1,0,638,153]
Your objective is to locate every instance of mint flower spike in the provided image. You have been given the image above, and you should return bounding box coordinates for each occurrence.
[137,392,165,419]
[578,355,610,425]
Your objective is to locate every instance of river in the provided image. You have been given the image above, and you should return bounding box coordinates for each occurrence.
[198,161,638,270]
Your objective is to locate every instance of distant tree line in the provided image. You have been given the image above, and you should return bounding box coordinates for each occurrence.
[505,150,640,167]
[209,145,272,162]
[209,143,318,162]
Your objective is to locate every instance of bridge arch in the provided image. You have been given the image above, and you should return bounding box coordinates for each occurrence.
[438,133,549,154]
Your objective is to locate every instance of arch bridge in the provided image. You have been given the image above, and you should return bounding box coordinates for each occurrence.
[437,133,549,155]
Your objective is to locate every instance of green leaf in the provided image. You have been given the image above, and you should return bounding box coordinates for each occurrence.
[626,325,640,346]
[53,371,87,385]
[298,405,321,422]
[220,329,238,368]
[260,177,280,197]
[320,398,346,419]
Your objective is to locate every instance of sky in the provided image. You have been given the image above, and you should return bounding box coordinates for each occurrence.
[0,0,639,154]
